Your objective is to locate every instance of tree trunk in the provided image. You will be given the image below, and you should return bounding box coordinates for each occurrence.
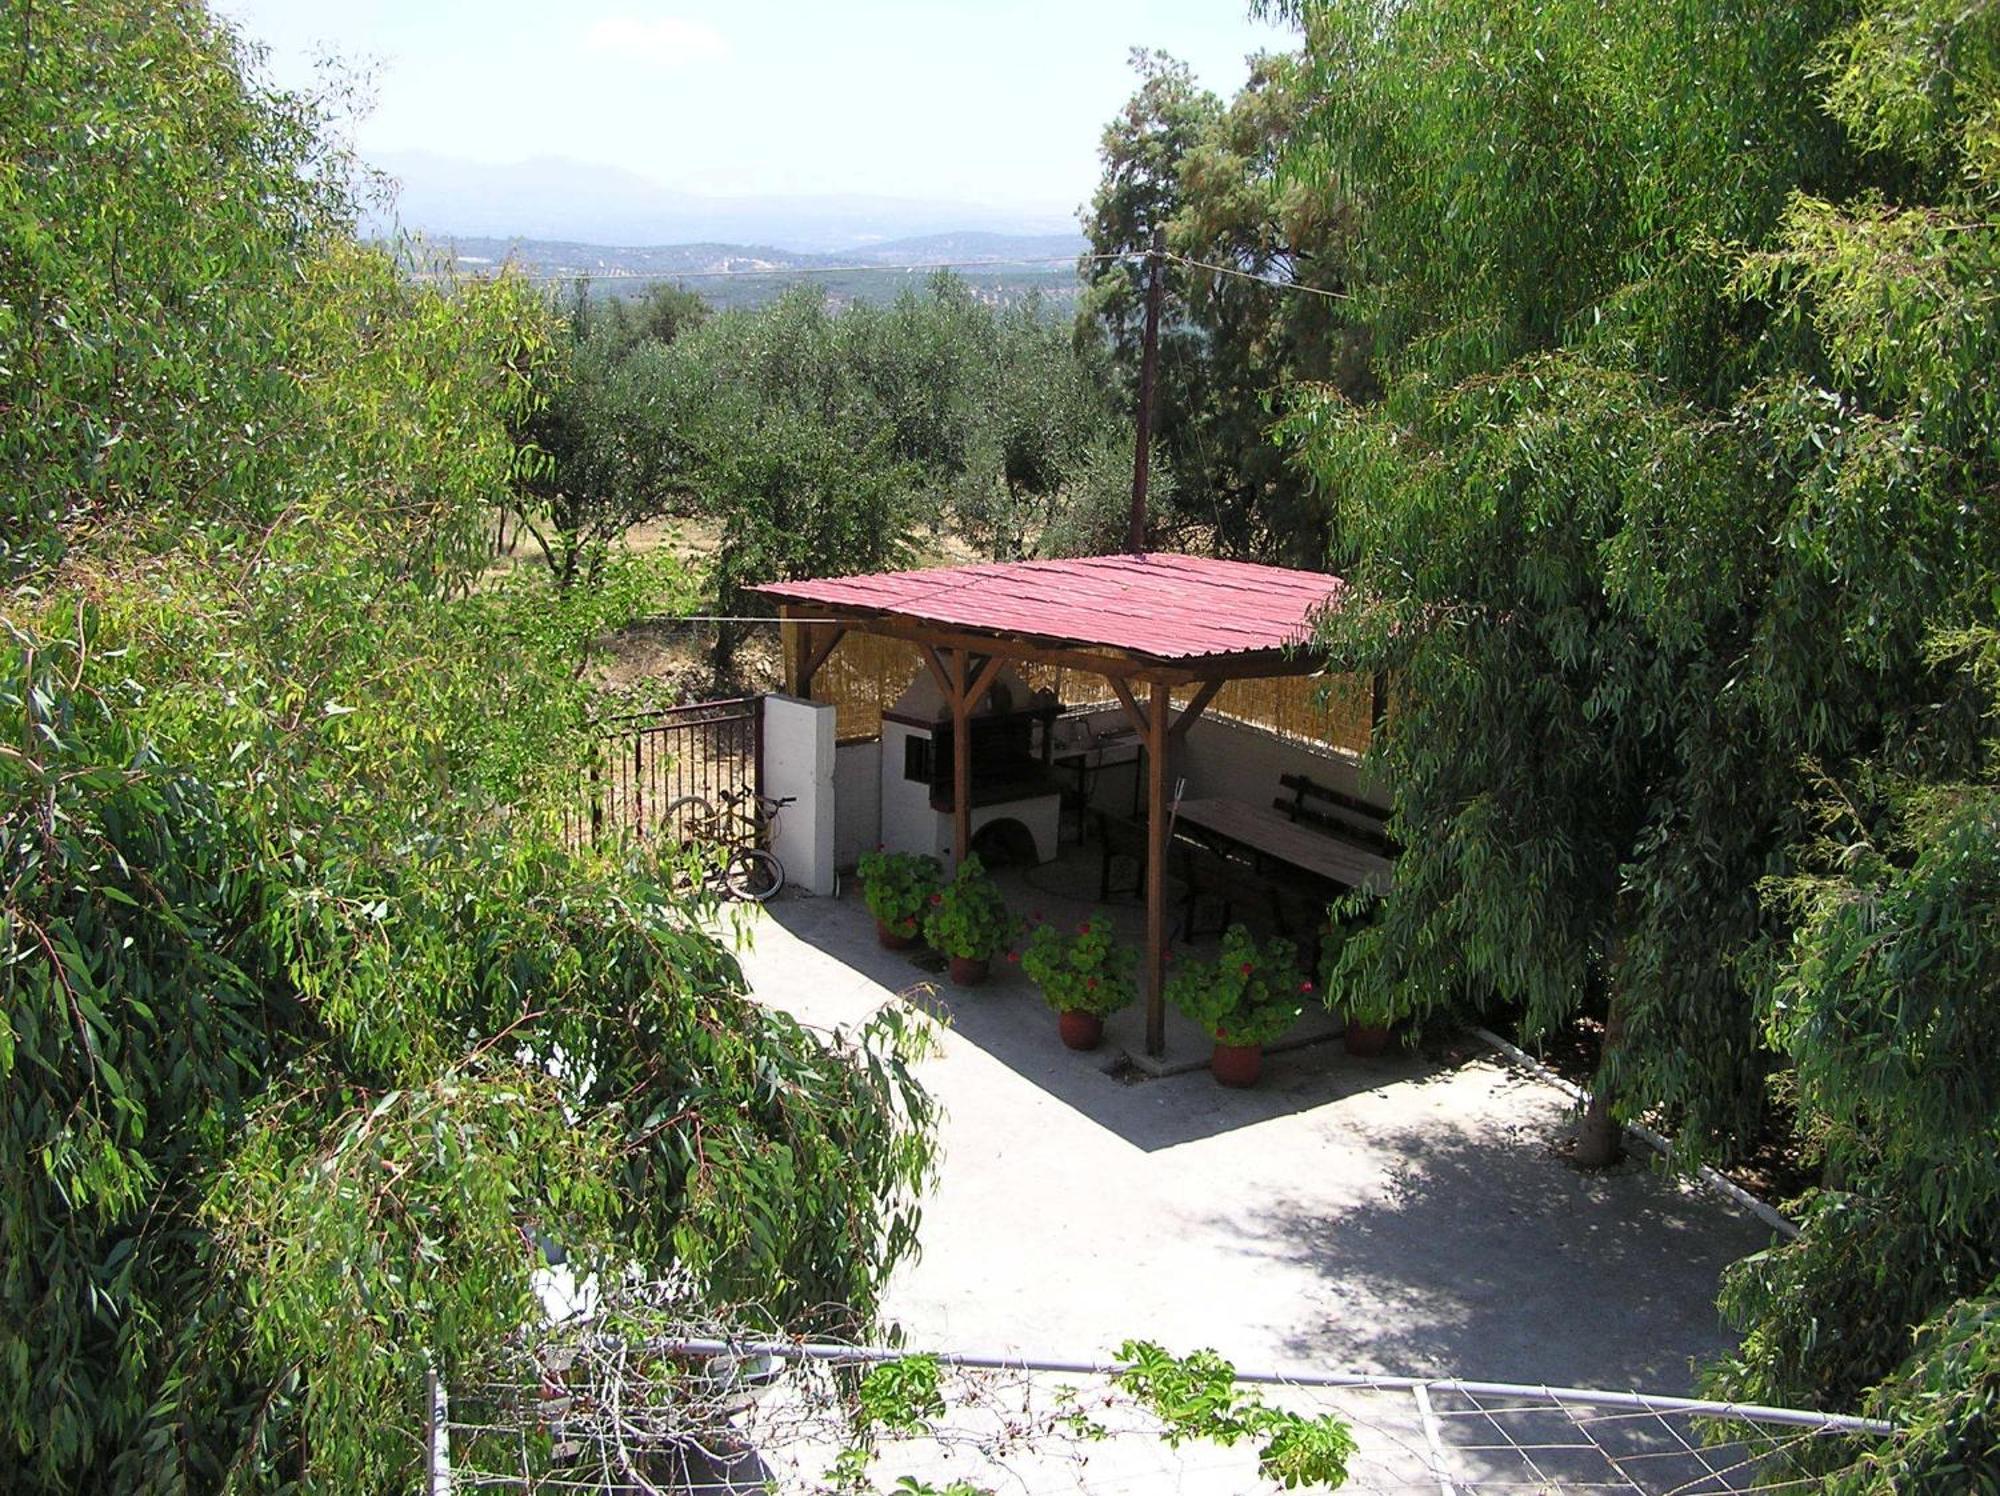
[1574,987,1628,1169]
[713,617,739,681]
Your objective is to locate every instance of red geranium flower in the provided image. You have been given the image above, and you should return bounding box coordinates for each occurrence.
[1239,963,1254,976]
[1006,951,1020,963]
[1299,980,1314,993]
[929,893,943,905]
[1078,922,1092,935]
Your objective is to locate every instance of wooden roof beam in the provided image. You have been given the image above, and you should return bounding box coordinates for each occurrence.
[1106,675,1151,740]
[1169,678,1224,742]
[798,623,848,695]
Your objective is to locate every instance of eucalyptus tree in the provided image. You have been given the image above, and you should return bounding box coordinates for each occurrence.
[1281,0,2000,1475]
[1,7,939,1491]
[1283,0,1864,1162]
[0,0,353,580]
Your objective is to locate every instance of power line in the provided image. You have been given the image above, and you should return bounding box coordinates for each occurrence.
[1164,248,1354,301]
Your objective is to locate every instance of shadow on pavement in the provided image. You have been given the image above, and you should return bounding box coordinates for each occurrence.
[760,881,1435,1154]
[1204,1112,1770,1393]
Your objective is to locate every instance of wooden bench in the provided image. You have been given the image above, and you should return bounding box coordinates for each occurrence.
[1274,773,1397,858]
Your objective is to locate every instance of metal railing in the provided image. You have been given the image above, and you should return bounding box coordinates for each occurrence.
[567,697,761,848]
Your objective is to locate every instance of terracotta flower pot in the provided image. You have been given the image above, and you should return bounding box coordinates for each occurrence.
[1343,1021,1391,1058]
[1210,1040,1263,1088]
[1058,1010,1104,1051]
[948,954,990,986]
[876,919,916,951]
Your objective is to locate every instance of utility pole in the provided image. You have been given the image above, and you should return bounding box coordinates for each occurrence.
[1127,225,1166,555]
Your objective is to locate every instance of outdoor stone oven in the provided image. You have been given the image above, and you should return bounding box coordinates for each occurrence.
[878,664,1061,870]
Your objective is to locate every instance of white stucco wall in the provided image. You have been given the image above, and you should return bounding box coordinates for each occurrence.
[761,694,837,896]
[878,718,937,862]
[1065,703,1387,816]
[1179,712,1386,810]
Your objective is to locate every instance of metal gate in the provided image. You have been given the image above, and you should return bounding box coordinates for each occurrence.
[571,697,761,847]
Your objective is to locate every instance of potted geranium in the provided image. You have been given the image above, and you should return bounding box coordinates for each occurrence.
[1167,924,1311,1086]
[1020,916,1136,1050]
[922,853,1011,985]
[857,848,941,950]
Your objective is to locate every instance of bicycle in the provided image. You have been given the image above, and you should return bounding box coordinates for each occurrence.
[663,787,794,902]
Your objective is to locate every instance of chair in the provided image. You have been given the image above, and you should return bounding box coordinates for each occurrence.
[1095,810,1148,902]
[1174,839,1241,941]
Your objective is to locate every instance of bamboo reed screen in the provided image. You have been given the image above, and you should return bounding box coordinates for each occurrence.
[803,629,1374,758]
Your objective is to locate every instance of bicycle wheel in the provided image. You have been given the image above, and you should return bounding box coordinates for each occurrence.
[723,847,785,903]
[664,795,715,841]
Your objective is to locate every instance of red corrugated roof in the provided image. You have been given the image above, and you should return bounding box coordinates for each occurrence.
[750,553,1344,663]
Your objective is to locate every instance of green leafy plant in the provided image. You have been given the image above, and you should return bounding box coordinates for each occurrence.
[1114,1340,1353,1489]
[1019,917,1137,1017]
[1167,925,1310,1047]
[859,848,943,939]
[857,1354,948,1435]
[1315,903,1395,1030]
[0,7,943,1486]
[921,854,1011,961]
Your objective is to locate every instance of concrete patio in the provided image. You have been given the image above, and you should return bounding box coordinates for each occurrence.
[728,858,1787,1490]
[738,872,1775,1386]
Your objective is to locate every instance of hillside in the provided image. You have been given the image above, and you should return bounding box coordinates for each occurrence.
[369,149,1079,252]
[846,230,1087,264]
[425,233,1090,311]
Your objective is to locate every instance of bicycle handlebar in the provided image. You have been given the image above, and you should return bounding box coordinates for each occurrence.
[717,786,797,811]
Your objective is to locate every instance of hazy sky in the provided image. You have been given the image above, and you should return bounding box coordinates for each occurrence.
[217,1,1294,216]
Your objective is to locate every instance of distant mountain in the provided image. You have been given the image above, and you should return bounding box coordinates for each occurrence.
[434,237,838,278]
[368,150,1080,256]
[420,236,1087,315]
[845,231,1089,265]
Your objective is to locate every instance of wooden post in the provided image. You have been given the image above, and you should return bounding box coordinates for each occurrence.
[1169,678,1224,743]
[794,623,846,702]
[1144,679,1170,1056]
[1128,225,1166,555]
[780,604,805,697]
[952,647,973,866]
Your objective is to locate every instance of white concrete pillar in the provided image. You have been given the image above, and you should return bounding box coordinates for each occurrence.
[761,694,837,896]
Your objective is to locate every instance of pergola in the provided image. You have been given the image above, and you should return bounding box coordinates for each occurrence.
[753,553,1366,1056]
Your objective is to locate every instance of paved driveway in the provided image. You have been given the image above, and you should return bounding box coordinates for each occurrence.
[741,887,1771,1391]
[733,886,1783,1491]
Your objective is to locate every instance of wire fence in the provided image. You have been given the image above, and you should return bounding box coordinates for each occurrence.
[433,1307,1893,1495]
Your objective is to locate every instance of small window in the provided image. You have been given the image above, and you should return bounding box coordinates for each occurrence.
[904,735,933,783]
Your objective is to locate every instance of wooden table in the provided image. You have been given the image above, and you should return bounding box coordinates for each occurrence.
[1171,797,1393,895]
